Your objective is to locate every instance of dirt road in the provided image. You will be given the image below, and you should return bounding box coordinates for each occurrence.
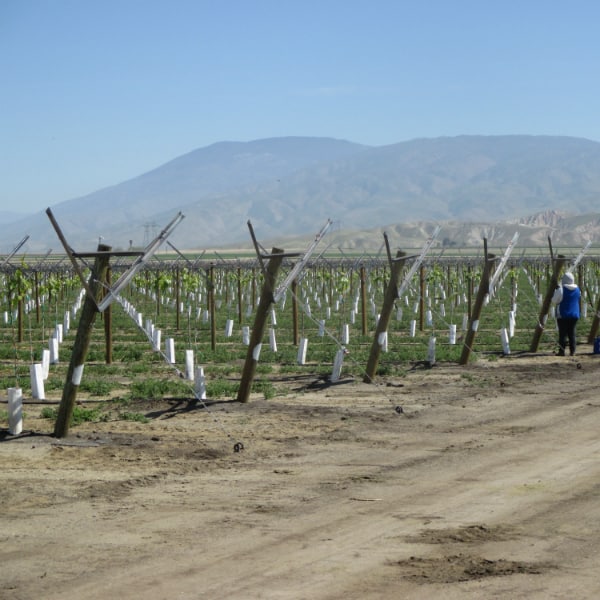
[3,353,600,599]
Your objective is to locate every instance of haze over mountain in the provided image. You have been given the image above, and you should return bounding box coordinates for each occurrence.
[0,210,30,226]
[4,135,600,254]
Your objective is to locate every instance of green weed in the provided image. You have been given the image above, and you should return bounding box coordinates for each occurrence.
[205,379,238,398]
[118,411,149,423]
[129,378,190,400]
[79,379,115,396]
[39,405,106,425]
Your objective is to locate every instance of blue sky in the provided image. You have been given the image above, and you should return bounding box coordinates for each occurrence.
[2,0,600,214]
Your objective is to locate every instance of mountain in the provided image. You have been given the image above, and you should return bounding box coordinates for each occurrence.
[0,210,31,225]
[1,136,368,252]
[4,135,600,253]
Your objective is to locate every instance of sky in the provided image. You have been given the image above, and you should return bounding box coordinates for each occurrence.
[2,0,600,214]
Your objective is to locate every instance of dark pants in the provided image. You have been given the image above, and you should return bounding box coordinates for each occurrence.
[557,317,578,356]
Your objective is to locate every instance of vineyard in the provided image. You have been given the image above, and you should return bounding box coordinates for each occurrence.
[1,242,600,431]
[4,239,600,599]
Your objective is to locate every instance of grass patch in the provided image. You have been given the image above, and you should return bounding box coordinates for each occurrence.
[252,379,277,399]
[129,378,191,400]
[206,379,238,398]
[79,379,115,396]
[118,411,149,423]
[40,405,107,425]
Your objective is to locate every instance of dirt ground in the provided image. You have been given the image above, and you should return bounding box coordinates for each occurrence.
[2,351,600,600]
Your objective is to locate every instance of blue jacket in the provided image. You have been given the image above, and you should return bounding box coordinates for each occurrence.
[555,285,581,319]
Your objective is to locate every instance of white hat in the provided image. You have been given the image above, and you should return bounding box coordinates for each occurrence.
[562,272,575,286]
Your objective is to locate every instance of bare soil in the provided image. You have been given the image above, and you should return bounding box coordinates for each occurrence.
[3,352,600,599]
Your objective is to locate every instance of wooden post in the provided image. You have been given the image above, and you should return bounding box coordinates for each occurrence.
[209,265,216,351]
[329,266,334,307]
[292,279,299,345]
[34,271,41,323]
[54,243,111,438]
[12,268,25,342]
[17,296,23,343]
[467,264,473,318]
[511,270,517,308]
[237,248,284,403]
[104,266,112,364]
[419,265,425,331]
[459,240,495,365]
[587,291,600,344]
[360,266,367,335]
[155,272,161,317]
[175,267,181,330]
[237,267,243,324]
[530,254,566,352]
[364,252,407,383]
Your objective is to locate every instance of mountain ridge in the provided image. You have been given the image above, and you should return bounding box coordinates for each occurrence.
[258,209,600,254]
[3,135,600,253]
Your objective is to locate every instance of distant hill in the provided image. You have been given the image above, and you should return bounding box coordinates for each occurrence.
[299,210,600,254]
[0,210,30,226]
[3,135,600,253]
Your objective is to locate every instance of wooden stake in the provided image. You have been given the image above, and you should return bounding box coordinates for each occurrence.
[17,297,23,343]
[587,288,600,344]
[209,266,216,351]
[237,248,284,403]
[292,279,299,345]
[419,265,425,331]
[104,266,112,364]
[175,267,181,330]
[34,271,41,323]
[364,251,407,383]
[237,266,243,324]
[530,254,566,353]
[360,266,367,335]
[155,272,161,316]
[459,239,495,365]
[54,243,111,438]
[467,264,473,318]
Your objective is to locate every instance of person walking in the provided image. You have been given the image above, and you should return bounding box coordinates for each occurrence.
[552,271,581,356]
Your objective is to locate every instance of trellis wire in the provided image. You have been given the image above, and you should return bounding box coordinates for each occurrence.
[98,280,241,449]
